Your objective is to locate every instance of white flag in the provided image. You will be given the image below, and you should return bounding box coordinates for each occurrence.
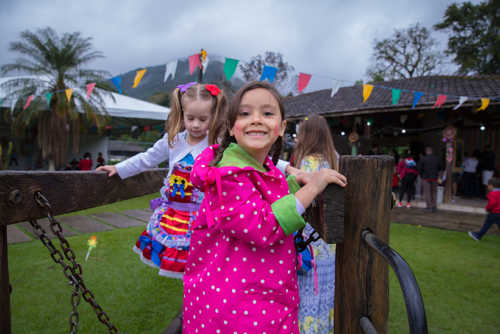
[202,56,210,76]
[331,81,340,97]
[453,96,468,110]
[10,97,18,114]
[164,60,178,82]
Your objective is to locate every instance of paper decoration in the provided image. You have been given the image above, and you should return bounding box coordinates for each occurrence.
[85,235,97,261]
[65,88,73,103]
[10,97,18,113]
[23,95,34,110]
[164,60,178,82]
[362,84,374,103]
[412,91,424,109]
[476,98,490,111]
[224,58,239,81]
[392,89,401,105]
[297,73,312,93]
[202,56,209,76]
[0,98,3,107]
[188,54,201,75]
[433,95,447,108]
[453,96,468,110]
[144,125,150,132]
[331,81,340,97]
[200,49,207,62]
[259,65,278,83]
[86,83,96,99]
[46,92,53,107]
[111,76,122,94]
[133,69,147,88]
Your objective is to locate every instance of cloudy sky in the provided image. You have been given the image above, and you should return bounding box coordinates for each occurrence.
[0,0,481,93]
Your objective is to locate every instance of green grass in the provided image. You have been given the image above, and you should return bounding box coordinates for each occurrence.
[7,196,500,333]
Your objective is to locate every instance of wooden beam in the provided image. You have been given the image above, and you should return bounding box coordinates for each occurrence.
[0,169,166,226]
[335,155,393,334]
[322,183,344,244]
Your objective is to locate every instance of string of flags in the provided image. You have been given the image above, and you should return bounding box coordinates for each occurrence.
[1,49,498,113]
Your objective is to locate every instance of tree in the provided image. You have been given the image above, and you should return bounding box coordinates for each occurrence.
[434,0,500,75]
[0,27,113,170]
[239,51,295,90]
[366,23,443,81]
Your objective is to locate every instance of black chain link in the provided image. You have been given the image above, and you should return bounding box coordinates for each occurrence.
[29,191,118,334]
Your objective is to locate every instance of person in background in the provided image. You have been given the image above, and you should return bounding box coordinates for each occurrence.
[468,177,500,241]
[397,156,418,208]
[96,152,105,168]
[418,146,442,212]
[78,152,93,170]
[462,151,479,197]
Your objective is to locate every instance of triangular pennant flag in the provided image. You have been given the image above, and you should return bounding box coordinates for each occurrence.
[224,58,239,81]
[65,88,73,103]
[297,73,312,93]
[330,81,340,97]
[412,91,424,109]
[10,97,18,113]
[0,98,3,107]
[362,84,374,103]
[433,94,447,108]
[188,54,201,75]
[46,92,53,107]
[23,95,34,110]
[453,96,468,110]
[164,60,178,82]
[259,65,278,83]
[86,83,96,99]
[476,98,490,111]
[111,76,122,94]
[392,89,402,105]
[133,69,147,88]
[202,56,209,76]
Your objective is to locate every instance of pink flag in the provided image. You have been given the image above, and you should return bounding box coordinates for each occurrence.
[23,95,34,110]
[433,95,447,108]
[188,54,201,75]
[86,83,96,99]
[297,73,312,93]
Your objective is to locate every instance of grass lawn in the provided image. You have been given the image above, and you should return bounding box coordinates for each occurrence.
[7,194,500,333]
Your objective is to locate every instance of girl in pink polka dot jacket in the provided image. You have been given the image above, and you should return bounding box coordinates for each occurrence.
[182,81,347,333]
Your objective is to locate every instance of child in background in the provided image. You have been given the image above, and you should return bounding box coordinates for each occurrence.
[397,155,418,208]
[183,81,347,333]
[97,82,226,278]
[292,114,338,334]
[468,177,500,241]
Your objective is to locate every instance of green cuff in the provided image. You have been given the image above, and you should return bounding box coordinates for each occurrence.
[286,175,301,194]
[272,194,306,235]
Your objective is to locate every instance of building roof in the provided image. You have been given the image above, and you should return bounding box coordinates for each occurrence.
[284,76,500,119]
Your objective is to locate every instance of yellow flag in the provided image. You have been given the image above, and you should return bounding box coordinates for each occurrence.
[476,98,490,111]
[133,69,147,88]
[363,84,374,103]
[65,88,73,103]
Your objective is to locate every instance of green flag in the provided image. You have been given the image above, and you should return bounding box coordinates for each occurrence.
[224,58,239,81]
[0,98,3,107]
[46,92,53,107]
[392,89,401,105]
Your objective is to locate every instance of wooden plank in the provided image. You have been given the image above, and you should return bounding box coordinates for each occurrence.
[323,184,344,243]
[335,155,393,334]
[7,225,32,244]
[0,169,166,226]
[57,215,113,234]
[91,212,146,228]
[0,225,11,334]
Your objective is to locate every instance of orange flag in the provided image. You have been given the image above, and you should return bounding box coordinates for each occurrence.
[65,88,73,103]
[476,98,490,111]
[133,69,147,88]
[362,84,374,103]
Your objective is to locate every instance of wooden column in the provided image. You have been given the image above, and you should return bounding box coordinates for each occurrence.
[335,155,393,334]
[0,224,11,334]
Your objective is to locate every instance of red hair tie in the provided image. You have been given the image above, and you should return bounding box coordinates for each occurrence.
[205,84,221,96]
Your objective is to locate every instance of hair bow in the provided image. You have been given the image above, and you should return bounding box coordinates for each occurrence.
[205,84,221,96]
[177,82,197,93]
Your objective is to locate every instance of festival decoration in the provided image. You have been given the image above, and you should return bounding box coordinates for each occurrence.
[188,54,201,75]
[433,94,447,108]
[259,65,278,83]
[331,81,340,97]
[177,82,197,93]
[45,93,52,107]
[86,83,96,99]
[111,76,122,94]
[133,69,147,88]
[65,88,73,103]
[224,58,239,81]
[453,96,468,110]
[362,84,373,103]
[392,89,401,105]
[411,91,424,109]
[164,60,178,82]
[85,235,97,261]
[297,73,312,93]
[476,98,490,111]
[10,97,17,112]
[23,95,34,110]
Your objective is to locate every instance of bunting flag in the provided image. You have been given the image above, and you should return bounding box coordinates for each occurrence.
[392,89,401,105]
[477,98,490,111]
[202,56,209,76]
[259,65,278,83]
[10,97,18,112]
[23,95,34,110]
[224,58,239,81]
[412,91,424,109]
[453,96,468,110]
[65,88,73,103]
[111,76,122,94]
[46,92,53,107]
[133,69,147,88]
[86,83,96,99]
[164,60,178,82]
[433,94,447,108]
[331,81,340,97]
[144,125,150,132]
[297,73,312,93]
[0,98,3,107]
[362,84,374,103]
[188,54,201,75]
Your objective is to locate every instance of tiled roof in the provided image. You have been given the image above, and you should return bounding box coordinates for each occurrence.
[284,75,500,119]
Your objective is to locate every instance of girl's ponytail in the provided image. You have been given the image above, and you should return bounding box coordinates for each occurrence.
[167,88,184,147]
[207,91,227,145]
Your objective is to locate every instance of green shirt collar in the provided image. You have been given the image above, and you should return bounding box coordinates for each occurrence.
[217,143,267,172]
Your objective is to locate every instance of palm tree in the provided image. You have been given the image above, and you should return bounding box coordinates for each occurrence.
[1,27,113,170]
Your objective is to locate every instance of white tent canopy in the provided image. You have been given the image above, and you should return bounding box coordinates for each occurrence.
[0,76,170,120]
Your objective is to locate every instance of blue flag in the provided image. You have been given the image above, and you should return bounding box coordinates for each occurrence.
[259,66,278,83]
[111,76,122,94]
[412,91,424,109]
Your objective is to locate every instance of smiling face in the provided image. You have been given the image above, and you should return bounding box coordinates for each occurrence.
[230,88,286,164]
[183,99,213,145]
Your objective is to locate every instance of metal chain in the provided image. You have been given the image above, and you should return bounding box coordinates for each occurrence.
[29,191,119,334]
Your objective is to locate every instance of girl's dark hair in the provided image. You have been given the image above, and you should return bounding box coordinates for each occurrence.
[292,114,338,171]
[210,81,285,166]
[166,83,227,147]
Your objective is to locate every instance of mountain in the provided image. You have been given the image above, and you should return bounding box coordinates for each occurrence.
[116,59,245,102]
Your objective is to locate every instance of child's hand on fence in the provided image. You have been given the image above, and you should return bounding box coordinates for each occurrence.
[295,168,347,210]
[96,165,117,177]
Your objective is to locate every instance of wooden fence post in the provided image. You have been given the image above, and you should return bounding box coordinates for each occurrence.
[335,155,393,334]
[0,224,11,333]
